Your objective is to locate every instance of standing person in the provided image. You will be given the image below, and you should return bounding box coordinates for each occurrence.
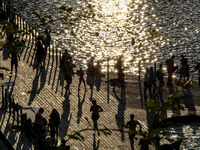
[35,108,46,133]
[179,55,187,83]
[149,67,156,97]
[61,49,72,68]
[144,68,150,99]
[115,55,123,73]
[6,1,12,18]
[50,109,60,141]
[9,8,19,26]
[139,132,151,150]
[8,50,20,77]
[63,61,74,94]
[87,57,94,75]
[90,100,103,136]
[35,40,43,67]
[165,55,175,85]
[157,63,164,90]
[44,29,51,56]
[78,68,86,91]
[126,114,142,150]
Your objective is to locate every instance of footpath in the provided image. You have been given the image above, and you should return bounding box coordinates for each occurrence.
[1,8,200,150]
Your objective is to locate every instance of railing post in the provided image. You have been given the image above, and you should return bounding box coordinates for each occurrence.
[60,50,62,67]
[139,60,141,80]
[1,85,4,107]
[107,57,109,103]
[154,62,156,75]
[20,106,22,125]
[5,89,7,109]
[20,16,21,31]
[56,46,58,63]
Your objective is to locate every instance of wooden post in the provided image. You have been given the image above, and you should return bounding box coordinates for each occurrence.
[107,57,109,103]
[154,62,156,75]
[60,50,62,67]
[56,46,58,63]
[16,103,19,125]
[5,89,7,109]
[1,85,4,107]
[20,16,21,31]
[139,60,141,80]
[20,106,22,120]
[26,23,28,39]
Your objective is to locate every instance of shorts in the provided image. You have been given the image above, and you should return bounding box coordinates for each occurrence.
[11,58,18,68]
[92,114,99,122]
[65,75,72,82]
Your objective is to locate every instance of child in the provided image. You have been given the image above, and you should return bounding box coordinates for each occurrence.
[78,68,86,91]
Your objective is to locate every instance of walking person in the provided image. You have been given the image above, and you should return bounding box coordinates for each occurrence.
[44,29,51,56]
[8,50,20,77]
[126,114,142,150]
[90,100,103,136]
[157,63,164,90]
[144,68,150,99]
[35,40,43,67]
[165,55,175,85]
[50,109,60,141]
[78,68,86,91]
[179,54,187,83]
[63,61,74,94]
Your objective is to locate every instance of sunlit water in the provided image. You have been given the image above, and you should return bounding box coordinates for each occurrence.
[164,123,200,150]
[8,0,200,79]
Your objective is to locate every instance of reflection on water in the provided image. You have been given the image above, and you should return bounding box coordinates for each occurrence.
[12,0,200,79]
[164,123,200,150]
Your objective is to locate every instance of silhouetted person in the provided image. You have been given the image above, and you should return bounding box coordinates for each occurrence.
[48,119,56,142]
[6,1,12,18]
[179,55,187,83]
[94,60,101,74]
[50,109,60,141]
[35,108,46,133]
[35,40,43,67]
[126,114,142,150]
[78,68,86,91]
[139,132,151,150]
[115,55,123,73]
[59,139,70,150]
[61,49,72,68]
[44,29,51,56]
[87,57,94,75]
[8,50,20,77]
[149,67,156,97]
[144,68,150,99]
[165,55,175,85]
[157,63,164,90]
[63,61,74,94]
[113,68,125,87]
[195,61,200,87]
[90,100,103,136]
[9,8,19,26]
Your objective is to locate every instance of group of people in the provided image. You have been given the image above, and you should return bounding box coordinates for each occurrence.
[144,54,190,99]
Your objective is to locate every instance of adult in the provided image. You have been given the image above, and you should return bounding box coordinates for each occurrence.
[90,100,103,136]
[44,29,51,56]
[78,68,86,91]
[144,68,150,99]
[87,57,94,75]
[113,68,125,87]
[157,63,164,90]
[9,8,19,26]
[50,109,60,141]
[63,61,74,94]
[35,40,43,67]
[115,55,123,73]
[61,49,72,68]
[6,1,12,17]
[8,49,20,77]
[149,67,156,97]
[35,108,46,133]
[179,55,187,83]
[165,55,175,85]
[126,114,142,150]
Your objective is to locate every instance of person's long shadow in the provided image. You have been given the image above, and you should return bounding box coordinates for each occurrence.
[168,85,181,117]
[93,133,100,150]
[28,68,40,105]
[181,87,196,116]
[87,74,95,101]
[51,55,58,90]
[77,90,86,124]
[59,91,72,139]
[113,87,126,141]
[56,68,64,96]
